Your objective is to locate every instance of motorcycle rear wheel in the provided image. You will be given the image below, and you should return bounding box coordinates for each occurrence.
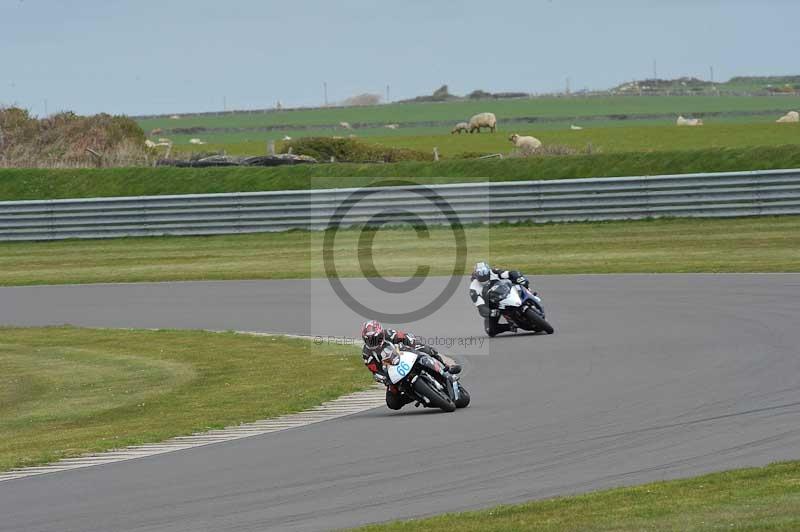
[413,375,456,412]
[454,384,471,408]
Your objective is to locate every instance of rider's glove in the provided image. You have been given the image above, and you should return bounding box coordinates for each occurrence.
[373,373,388,385]
[516,275,529,288]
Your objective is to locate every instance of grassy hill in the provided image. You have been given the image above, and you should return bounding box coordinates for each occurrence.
[2,145,800,201]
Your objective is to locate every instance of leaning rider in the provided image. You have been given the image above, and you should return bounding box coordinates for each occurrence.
[360,320,461,410]
[468,261,530,336]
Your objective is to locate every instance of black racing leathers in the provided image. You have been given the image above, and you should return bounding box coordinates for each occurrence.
[361,329,447,410]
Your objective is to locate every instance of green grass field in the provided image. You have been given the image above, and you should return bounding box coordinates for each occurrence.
[1,216,798,287]
[137,95,800,132]
[3,145,800,201]
[351,461,800,531]
[0,327,370,471]
[161,113,792,147]
[192,122,800,159]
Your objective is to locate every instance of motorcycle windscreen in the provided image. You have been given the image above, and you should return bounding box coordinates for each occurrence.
[483,280,512,306]
[385,351,418,384]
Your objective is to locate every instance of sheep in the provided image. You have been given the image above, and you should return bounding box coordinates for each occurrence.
[189,138,206,145]
[570,124,583,130]
[169,114,180,120]
[282,135,292,141]
[145,140,171,149]
[509,133,542,154]
[384,124,400,129]
[468,112,497,133]
[676,115,703,126]
[451,122,469,134]
[157,138,172,143]
[776,111,799,123]
[339,121,353,130]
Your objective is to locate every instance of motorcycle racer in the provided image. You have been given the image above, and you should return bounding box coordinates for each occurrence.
[360,320,461,410]
[469,261,530,336]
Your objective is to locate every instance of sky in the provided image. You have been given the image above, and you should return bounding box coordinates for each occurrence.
[1,0,799,116]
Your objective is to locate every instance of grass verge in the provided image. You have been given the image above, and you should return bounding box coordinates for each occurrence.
[350,461,800,531]
[0,216,798,287]
[2,145,800,201]
[0,326,371,471]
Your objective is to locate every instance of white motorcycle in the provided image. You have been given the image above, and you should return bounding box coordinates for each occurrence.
[482,279,555,336]
[382,344,470,413]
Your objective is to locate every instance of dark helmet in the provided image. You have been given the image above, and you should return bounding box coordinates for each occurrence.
[473,261,491,283]
[360,320,385,351]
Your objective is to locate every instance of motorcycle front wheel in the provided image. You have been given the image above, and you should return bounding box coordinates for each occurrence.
[413,374,456,412]
[525,307,555,334]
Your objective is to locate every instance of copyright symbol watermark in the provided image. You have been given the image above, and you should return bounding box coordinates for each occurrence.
[321,179,468,323]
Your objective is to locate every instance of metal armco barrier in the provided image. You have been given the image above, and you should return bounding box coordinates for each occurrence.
[1,169,799,241]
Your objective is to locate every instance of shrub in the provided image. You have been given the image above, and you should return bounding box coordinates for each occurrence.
[284,137,431,163]
[341,93,382,106]
[0,107,149,168]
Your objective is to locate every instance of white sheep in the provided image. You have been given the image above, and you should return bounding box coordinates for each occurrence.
[776,111,799,123]
[451,122,469,134]
[145,140,171,149]
[570,124,583,130]
[469,112,497,133]
[339,121,353,130]
[169,114,180,120]
[189,138,206,145]
[676,115,703,126]
[384,124,400,129]
[509,133,542,153]
[283,135,292,141]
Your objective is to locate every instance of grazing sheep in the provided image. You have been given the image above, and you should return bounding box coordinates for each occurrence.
[509,133,542,153]
[169,114,180,120]
[776,111,799,123]
[451,122,469,134]
[157,138,171,143]
[145,140,171,149]
[283,135,292,141]
[676,115,703,126]
[469,112,497,133]
[339,121,353,130]
[570,124,583,130]
[189,138,206,145]
[384,124,400,129]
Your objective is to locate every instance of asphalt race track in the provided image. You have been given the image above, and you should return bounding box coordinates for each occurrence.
[1,274,800,531]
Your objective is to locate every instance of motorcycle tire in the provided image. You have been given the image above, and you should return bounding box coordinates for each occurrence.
[454,384,471,409]
[413,375,456,413]
[525,307,555,335]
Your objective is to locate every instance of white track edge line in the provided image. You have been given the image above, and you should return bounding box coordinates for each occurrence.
[0,330,384,483]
